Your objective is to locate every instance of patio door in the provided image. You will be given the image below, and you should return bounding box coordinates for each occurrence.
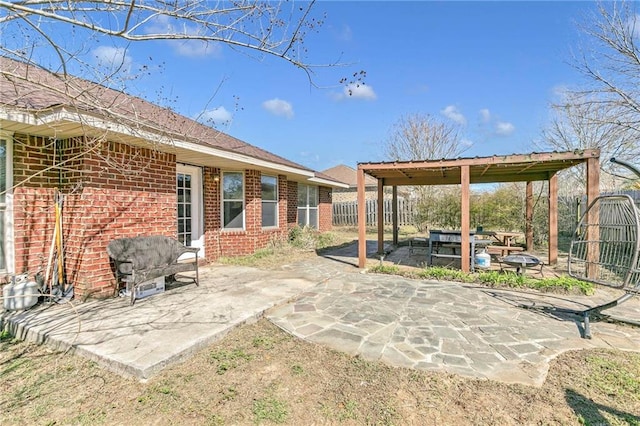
[0,133,13,274]
[177,164,204,259]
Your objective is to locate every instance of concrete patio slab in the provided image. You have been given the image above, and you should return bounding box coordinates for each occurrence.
[2,241,639,387]
[1,265,318,380]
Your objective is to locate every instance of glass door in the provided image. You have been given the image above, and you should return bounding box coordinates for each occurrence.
[176,164,204,258]
[0,134,13,274]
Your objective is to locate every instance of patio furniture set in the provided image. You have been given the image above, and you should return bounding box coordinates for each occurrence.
[410,229,537,273]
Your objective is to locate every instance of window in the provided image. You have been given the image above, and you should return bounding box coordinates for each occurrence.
[223,171,244,229]
[297,184,318,229]
[0,132,13,273]
[261,175,278,228]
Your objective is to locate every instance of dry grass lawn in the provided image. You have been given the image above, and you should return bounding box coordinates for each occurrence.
[2,227,640,425]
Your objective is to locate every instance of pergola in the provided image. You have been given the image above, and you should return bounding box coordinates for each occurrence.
[357,149,601,270]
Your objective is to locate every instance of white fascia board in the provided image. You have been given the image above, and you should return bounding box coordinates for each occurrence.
[308,176,350,189]
[171,139,315,178]
[5,106,315,178]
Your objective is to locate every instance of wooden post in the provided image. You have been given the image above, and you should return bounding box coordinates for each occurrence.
[392,186,398,245]
[377,179,384,254]
[586,156,600,278]
[357,167,367,268]
[526,181,534,251]
[548,173,558,265]
[460,165,471,272]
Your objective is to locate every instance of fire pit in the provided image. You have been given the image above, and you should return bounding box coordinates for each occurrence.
[500,253,542,275]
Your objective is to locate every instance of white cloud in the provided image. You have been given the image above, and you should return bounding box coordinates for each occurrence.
[174,40,219,57]
[441,105,467,126]
[92,46,133,73]
[479,108,491,123]
[199,107,232,125]
[337,24,353,41]
[339,83,377,101]
[495,121,515,136]
[262,98,294,119]
[145,15,221,57]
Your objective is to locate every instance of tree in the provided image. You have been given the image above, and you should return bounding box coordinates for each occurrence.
[0,1,365,187]
[540,0,640,187]
[0,0,330,81]
[383,113,468,162]
[382,113,469,231]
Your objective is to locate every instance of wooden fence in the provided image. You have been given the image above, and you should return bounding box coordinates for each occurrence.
[332,198,417,226]
[560,189,640,233]
[333,190,640,230]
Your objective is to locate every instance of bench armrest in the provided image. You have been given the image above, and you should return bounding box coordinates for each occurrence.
[116,260,135,275]
[182,246,200,256]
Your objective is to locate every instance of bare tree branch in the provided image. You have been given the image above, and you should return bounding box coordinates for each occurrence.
[541,0,640,190]
[383,113,469,162]
[0,0,332,75]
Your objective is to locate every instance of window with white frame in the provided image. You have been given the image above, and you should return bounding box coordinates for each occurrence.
[0,132,13,273]
[297,184,318,229]
[222,171,244,229]
[261,175,278,228]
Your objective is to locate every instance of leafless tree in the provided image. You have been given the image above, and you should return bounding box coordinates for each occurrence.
[541,1,640,185]
[1,1,365,188]
[383,113,468,162]
[0,0,334,81]
[381,113,469,231]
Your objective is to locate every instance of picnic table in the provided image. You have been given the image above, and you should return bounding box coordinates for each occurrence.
[486,231,525,257]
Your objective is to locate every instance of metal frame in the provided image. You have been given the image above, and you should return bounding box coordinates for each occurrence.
[567,158,640,338]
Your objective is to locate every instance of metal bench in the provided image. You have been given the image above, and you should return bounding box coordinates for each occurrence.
[107,235,200,305]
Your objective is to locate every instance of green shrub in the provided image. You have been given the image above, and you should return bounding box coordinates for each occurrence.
[369,264,595,295]
[417,266,474,283]
[369,264,401,275]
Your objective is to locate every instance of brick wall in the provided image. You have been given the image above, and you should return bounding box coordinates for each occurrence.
[318,186,333,232]
[287,180,298,227]
[203,170,289,259]
[285,181,332,231]
[12,132,333,299]
[13,135,175,299]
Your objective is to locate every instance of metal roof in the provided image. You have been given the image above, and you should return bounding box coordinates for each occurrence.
[358,149,601,186]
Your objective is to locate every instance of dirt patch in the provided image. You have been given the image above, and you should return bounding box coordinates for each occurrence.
[2,320,639,425]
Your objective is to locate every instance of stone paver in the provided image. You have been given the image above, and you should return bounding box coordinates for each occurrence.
[267,246,640,386]
[2,241,639,386]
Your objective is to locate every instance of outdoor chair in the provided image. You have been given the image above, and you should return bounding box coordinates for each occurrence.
[567,158,640,338]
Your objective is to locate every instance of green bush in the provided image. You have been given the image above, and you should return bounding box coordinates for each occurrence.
[368,264,401,275]
[288,225,337,250]
[369,265,595,295]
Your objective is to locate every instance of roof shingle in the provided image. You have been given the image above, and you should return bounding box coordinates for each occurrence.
[0,57,312,172]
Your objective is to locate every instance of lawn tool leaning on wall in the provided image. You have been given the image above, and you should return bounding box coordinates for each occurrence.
[568,158,640,338]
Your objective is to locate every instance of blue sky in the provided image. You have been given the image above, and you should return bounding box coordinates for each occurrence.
[85,1,599,172]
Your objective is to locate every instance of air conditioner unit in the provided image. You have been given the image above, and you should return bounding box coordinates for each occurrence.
[123,276,165,300]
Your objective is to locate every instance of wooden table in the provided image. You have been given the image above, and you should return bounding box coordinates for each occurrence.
[486,231,525,257]
[493,232,523,247]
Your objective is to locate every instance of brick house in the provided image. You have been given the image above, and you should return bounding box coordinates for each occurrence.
[321,164,379,203]
[0,58,346,299]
